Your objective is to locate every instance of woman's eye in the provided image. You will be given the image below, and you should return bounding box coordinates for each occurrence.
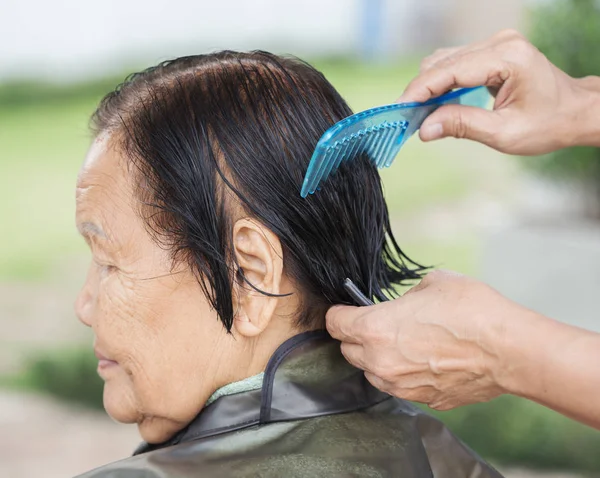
[94,260,118,274]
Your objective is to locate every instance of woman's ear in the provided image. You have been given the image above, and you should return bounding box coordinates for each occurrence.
[232,218,284,338]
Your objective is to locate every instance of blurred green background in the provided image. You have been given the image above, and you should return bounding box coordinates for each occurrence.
[3,58,599,474]
[0,60,482,281]
[1,0,599,476]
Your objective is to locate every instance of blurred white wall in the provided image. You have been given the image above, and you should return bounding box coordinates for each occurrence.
[0,0,524,81]
[446,0,525,45]
[0,0,394,81]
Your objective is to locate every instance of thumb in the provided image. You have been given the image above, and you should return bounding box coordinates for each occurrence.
[419,105,504,148]
[326,305,363,344]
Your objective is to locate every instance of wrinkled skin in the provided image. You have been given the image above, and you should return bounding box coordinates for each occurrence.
[327,270,600,430]
[325,29,600,430]
[327,271,514,411]
[75,135,300,444]
[398,29,600,152]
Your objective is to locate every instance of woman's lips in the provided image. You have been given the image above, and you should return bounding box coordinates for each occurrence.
[94,348,118,370]
[97,359,118,370]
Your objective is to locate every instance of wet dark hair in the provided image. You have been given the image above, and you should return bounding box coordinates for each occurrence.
[91,51,427,331]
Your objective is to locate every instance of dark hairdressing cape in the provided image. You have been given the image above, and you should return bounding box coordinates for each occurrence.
[77,331,503,478]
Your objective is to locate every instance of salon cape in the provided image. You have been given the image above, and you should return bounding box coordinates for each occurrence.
[77,331,503,477]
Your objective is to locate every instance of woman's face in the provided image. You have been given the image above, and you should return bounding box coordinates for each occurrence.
[75,136,288,443]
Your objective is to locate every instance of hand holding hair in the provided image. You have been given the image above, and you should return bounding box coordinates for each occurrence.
[327,270,600,430]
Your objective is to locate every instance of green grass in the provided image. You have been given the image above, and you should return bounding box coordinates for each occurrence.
[0,58,483,281]
[404,235,479,274]
[312,58,419,111]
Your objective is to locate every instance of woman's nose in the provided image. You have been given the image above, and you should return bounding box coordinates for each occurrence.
[74,285,94,327]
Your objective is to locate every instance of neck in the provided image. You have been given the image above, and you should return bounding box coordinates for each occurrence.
[204,371,265,407]
[138,319,313,444]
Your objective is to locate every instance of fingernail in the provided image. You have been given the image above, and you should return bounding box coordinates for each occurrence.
[420,123,443,141]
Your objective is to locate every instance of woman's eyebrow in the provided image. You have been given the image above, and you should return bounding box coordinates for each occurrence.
[77,221,108,241]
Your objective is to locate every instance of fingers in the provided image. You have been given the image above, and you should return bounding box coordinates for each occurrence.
[402,278,429,296]
[340,342,367,371]
[418,105,506,148]
[419,47,461,73]
[364,371,442,405]
[401,270,438,297]
[364,371,386,391]
[398,29,530,106]
[403,55,508,104]
[326,305,365,344]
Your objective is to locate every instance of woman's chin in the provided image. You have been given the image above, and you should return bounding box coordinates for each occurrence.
[137,418,184,444]
[102,381,138,425]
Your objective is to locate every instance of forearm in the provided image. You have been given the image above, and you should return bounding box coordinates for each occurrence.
[498,310,600,429]
[571,75,600,148]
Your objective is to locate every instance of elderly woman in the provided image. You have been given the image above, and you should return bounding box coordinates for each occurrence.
[75,51,501,477]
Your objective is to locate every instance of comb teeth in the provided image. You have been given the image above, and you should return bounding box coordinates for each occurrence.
[302,120,408,196]
[301,86,491,198]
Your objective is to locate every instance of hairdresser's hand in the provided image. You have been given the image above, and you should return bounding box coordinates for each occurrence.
[327,271,513,410]
[327,270,600,429]
[398,29,600,154]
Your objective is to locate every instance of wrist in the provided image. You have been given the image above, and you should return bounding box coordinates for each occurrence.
[491,307,560,399]
[569,76,600,148]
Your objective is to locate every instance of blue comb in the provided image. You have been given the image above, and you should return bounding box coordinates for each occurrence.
[300,86,491,197]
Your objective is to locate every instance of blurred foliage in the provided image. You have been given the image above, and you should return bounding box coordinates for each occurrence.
[0,55,596,472]
[0,59,485,281]
[7,348,105,410]
[528,0,600,212]
[0,79,117,110]
[429,397,600,472]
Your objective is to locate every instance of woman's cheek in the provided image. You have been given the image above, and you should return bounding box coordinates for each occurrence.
[96,273,141,346]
